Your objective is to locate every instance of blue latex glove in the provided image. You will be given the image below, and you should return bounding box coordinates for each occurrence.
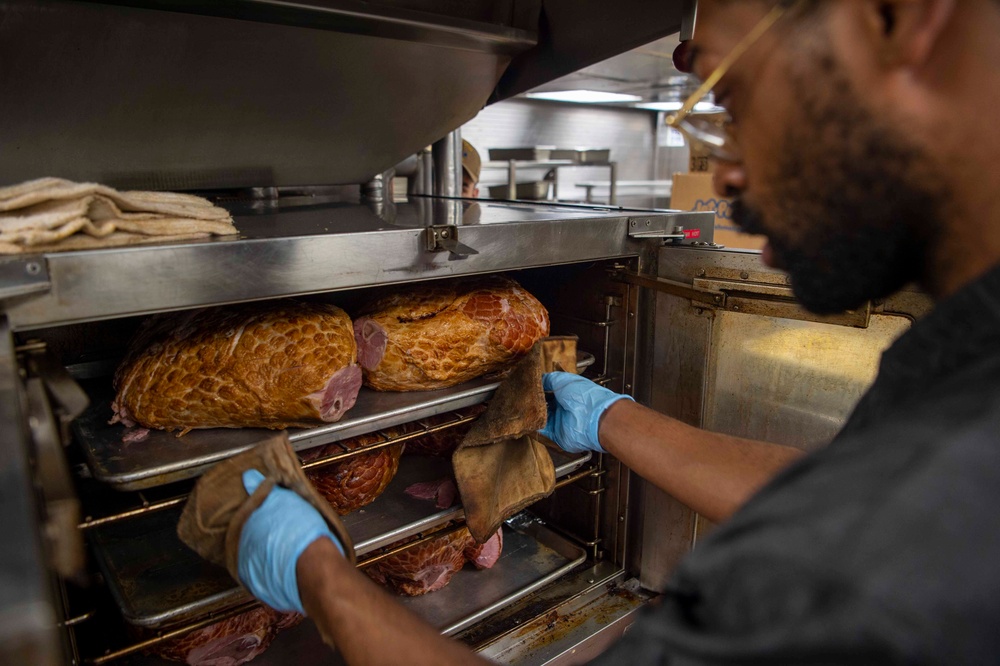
[237,469,344,614]
[539,372,634,454]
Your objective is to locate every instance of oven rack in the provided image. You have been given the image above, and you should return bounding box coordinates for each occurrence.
[85,449,594,630]
[77,406,484,532]
[79,461,598,663]
[82,518,589,666]
[73,353,597,492]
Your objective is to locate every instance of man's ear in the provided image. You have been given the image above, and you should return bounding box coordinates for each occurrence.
[864,0,956,68]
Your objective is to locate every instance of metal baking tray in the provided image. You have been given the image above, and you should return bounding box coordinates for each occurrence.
[88,449,592,629]
[75,353,595,491]
[550,148,611,163]
[487,181,553,200]
[129,519,585,666]
[402,516,587,636]
[488,147,611,163]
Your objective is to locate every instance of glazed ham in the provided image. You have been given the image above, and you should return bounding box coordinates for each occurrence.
[405,477,458,509]
[365,526,503,596]
[354,276,549,391]
[402,405,487,457]
[112,302,361,431]
[154,606,301,666]
[301,432,404,515]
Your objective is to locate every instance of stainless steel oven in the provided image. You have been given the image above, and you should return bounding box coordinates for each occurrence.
[0,2,930,664]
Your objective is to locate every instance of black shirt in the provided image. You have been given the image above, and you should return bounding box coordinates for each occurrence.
[595,263,1000,664]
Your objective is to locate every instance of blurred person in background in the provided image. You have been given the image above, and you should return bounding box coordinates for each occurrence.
[461,139,481,198]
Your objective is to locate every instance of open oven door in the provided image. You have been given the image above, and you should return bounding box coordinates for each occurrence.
[0,314,89,665]
[0,263,91,665]
[623,245,932,591]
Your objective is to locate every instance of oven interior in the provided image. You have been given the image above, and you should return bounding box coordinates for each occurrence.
[16,258,647,665]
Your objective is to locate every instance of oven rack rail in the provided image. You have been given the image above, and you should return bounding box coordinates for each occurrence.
[75,350,598,529]
[72,353,598,492]
[76,466,601,664]
[77,405,484,531]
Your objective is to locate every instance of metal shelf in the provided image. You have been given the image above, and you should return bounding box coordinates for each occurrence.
[74,353,595,491]
[1,200,644,332]
[87,449,594,631]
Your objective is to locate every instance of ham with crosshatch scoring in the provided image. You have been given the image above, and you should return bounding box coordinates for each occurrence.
[353,276,549,391]
[112,301,361,432]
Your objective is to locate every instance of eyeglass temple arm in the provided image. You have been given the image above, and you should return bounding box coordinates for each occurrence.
[666,2,792,126]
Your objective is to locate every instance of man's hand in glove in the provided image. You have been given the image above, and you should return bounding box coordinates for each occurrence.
[539,372,634,454]
[238,469,345,614]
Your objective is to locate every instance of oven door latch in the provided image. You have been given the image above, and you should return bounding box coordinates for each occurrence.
[424,225,479,258]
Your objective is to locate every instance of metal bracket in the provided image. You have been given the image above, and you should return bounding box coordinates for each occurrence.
[0,257,51,301]
[25,378,85,582]
[627,212,716,244]
[613,269,726,307]
[424,225,479,258]
[21,344,91,441]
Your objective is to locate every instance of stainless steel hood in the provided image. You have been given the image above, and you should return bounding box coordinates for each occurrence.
[0,0,691,191]
[0,0,538,190]
[491,0,689,102]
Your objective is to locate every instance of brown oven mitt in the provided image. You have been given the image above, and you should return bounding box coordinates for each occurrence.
[453,336,577,543]
[177,432,356,584]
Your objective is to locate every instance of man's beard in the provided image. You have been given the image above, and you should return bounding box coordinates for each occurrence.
[731,64,946,315]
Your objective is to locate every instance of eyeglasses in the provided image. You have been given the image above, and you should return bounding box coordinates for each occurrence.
[666,0,804,162]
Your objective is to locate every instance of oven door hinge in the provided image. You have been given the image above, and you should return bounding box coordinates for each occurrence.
[0,257,51,301]
[424,225,479,258]
[613,269,727,308]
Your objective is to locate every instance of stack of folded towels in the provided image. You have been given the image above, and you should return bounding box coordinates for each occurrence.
[0,177,237,254]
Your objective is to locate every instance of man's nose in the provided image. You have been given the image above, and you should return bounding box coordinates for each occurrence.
[713,162,747,198]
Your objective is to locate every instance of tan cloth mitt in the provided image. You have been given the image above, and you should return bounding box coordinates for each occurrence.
[177,432,356,585]
[0,177,237,254]
[453,336,578,543]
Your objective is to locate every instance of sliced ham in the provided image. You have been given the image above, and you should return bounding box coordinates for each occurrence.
[405,477,458,509]
[154,606,301,666]
[121,427,150,444]
[365,526,503,597]
[472,529,503,570]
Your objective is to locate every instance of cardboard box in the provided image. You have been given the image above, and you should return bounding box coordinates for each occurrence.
[671,172,767,251]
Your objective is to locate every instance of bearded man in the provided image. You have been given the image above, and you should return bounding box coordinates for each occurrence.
[208,1,1000,663]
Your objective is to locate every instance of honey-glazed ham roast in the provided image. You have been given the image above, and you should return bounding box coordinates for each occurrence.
[112,302,361,431]
[301,432,404,515]
[153,606,301,665]
[353,276,549,391]
[365,526,503,596]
